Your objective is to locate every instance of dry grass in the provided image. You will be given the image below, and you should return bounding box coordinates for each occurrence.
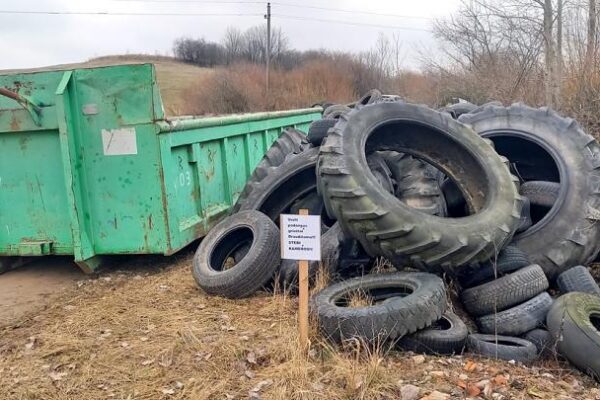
[182,61,356,116]
[0,252,598,400]
[0,55,213,117]
[85,56,215,117]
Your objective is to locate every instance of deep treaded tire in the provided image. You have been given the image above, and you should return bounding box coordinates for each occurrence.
[313,272,447,342]
[460,104,600,278]
[520,181,560,208]
[192,211,280,298]
[232,128,311,213]
[236,148,320,220]
[380,151,446,216]
[556,265,600,295]
[477,292,553,335]
[547,293,600,379]
[308,118,338,146]
[459,245,531,288]
[398,311,468,355]
[467,334,538,363]
[461,264,549,316]
[366,152,395,195]
[318,102,522,270]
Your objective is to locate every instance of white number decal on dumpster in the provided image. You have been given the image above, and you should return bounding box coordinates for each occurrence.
[178,171,192,187]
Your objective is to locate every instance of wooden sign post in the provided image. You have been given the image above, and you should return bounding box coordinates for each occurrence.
[280,209,321,350]
[298,209,310,349]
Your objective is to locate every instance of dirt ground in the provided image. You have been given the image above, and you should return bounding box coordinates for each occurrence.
[0,258,85,327]
[1,252,599,400]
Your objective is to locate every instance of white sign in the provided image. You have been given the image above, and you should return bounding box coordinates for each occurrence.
[280,214,321,261]
[101,128,138,156]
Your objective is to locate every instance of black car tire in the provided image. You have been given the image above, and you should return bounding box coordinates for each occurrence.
[192,211,280,298]
[467,334,538,363]
[313,272,447,342]
[461,264,549,316]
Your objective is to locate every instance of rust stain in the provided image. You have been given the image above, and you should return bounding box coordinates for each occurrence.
[148,214,153,230]
[10,112,20,131]
[203,149,216,181]
[114,216,118,230]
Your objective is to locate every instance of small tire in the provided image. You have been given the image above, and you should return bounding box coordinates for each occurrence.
[467,334,538,363]
[356,89,382,107]
[313,272,447,342]
[397,311,468,355]
[192,211,281,298]
[439,102,478,119]
[308,118,338,146]
[556,265,600,295]
[323,104,351,119]
[461,264,549,316]
[477,292,553,336]
[547,292,600,379]
[523,328,555,358]
[520,181,560,208]
[458,245,531,288]
[517,196,533,233]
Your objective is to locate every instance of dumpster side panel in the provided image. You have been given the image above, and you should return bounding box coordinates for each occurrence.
[159,111,321,253]
[0,71,73,256]
[0,130,73,255]
[68,66,169,255]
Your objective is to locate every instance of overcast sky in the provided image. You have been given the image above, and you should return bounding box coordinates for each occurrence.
[0,0,461,70]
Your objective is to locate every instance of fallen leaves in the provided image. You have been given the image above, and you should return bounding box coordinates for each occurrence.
[412,355,426,365]
[466,383,481,397]
[463,360,479,372]
[420,390,450,400]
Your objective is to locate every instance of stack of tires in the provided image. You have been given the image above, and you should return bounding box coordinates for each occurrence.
[191,92,600,379]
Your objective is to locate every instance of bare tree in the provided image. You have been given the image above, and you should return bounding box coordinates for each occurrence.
[173,37,224,67]
[242,25,289,65]
[540,0,558,105]
[222,27,244,65]
[586,0,597,65]
[556,0,564,106]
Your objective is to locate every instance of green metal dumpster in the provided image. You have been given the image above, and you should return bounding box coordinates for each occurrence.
[0,64,321,272]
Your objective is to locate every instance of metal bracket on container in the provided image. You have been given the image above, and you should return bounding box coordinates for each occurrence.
[0,87,43,126]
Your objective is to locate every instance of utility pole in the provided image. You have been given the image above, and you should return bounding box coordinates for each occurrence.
[265,2,271,98]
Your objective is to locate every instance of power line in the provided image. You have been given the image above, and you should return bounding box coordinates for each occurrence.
[272,2,434,21]
[275,14,432,32]
[113,0,263,3]
[113,0,434,21]
[0,10,260,17]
